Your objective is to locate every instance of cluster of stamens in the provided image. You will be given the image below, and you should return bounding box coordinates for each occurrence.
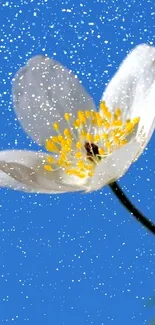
[43,101,140,179]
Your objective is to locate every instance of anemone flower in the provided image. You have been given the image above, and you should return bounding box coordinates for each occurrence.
[1,44,155,233]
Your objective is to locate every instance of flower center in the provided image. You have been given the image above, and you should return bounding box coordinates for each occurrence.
[84,142,101,162]
[43,101,140,179]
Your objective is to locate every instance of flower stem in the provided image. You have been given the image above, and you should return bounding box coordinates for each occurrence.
[109,181,155,234]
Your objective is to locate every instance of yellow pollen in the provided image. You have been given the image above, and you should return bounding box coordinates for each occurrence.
[94,134,100,142]
[125,121,134,132]
[64,112,71,121]
[92,113,103,127]
[77,160,85,169]
[102,133,108,140]
[105,140,111,150]
[114,108,121,118]
[63,143,71,153]
[85,164,94,171]
[119,139,128,146]
[47,156,56,164]
[53,122,59,131]
[51,136,61,143]
[113,136,120,144]
[66,169,86,178]
[80,130,87,137]
[76,141,82,150]
[103,120,110,128]
[64,128,71,138]
[77,110,86,123]
[98,148,104,156]
[85,110,93,118]
[44,165,53,171]
[58,157,71,167]
[86,133,93,142]
[100,101,108,112]
[112,120,123,127]
[88,171,94,177]
[132,117,140,125]
[105,110,112,120]
[45,139,59,153]
[44,103,140,180]
[75,152,83,159]
[74,119,81,128]
[57,134,63,142]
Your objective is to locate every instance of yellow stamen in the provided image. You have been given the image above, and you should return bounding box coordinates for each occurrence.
[75,152,83,159]
[85,164,94,171]
[66,169,86,178]
[44,165,53,171]
[100,101,112,120]
[98,148,104,156]
[112,120,123,127]
[44,104,140,180]
[51,136,61,143]
[64,113,71,121]
[74,119,81,128]
[103,120,110,128]
[85,110,93,118]
[77,160,85,170]
[94,134,100,142]
[47,156,56,164]
[114,108,121,118]
[86,133,93,142]
[80,130,87,137]
[132,117,140,125]
[88,171,94,177]
[53,122,59,131]
[57,135,64,145]
[102,133,108,140]
[76,141,82,150]
[100,101,108,112]
[105,141,111,150]
[45,139,59,153]
[77,110,86,124]
[64,128,71,138]
[119,139,127,146]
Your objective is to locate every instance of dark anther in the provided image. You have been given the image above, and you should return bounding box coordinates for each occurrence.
[84,142,101,161]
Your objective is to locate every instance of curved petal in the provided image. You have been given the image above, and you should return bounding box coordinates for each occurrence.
[87,140,140,192]
[102,44,155,117]
[101,44,155,152]
[12,56,96,145]
[0,171,36,192]
[0,150,87,193]
[134,79,155,158]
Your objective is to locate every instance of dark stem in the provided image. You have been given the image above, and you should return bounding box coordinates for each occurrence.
[109,181,155,235]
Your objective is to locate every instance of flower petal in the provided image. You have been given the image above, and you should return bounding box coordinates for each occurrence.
[101,44,155,152]
[0,150,87,193]
[87,140,140,192]
[12,56,96,145]
[102,44,155,118]
[134,79,155,158]
[0,170,36,192]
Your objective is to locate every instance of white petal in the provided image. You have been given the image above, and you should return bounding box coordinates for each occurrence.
[0,150,87,193]
[0,170,36,192]
[134,79,155,158]
[101,44,155,151]
[102,44,155,117]
[12,56,96,145]
[87,140,140,192]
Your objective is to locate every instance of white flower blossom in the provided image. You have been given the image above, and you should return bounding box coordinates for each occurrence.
[0,44,155,193]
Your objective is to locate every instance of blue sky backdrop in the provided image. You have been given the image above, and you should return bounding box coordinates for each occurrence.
[0,0,155,324]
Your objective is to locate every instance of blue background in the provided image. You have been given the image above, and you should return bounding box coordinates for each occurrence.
[0,0,155,324]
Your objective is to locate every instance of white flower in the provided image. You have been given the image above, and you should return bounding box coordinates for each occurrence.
[1,44,155,193]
